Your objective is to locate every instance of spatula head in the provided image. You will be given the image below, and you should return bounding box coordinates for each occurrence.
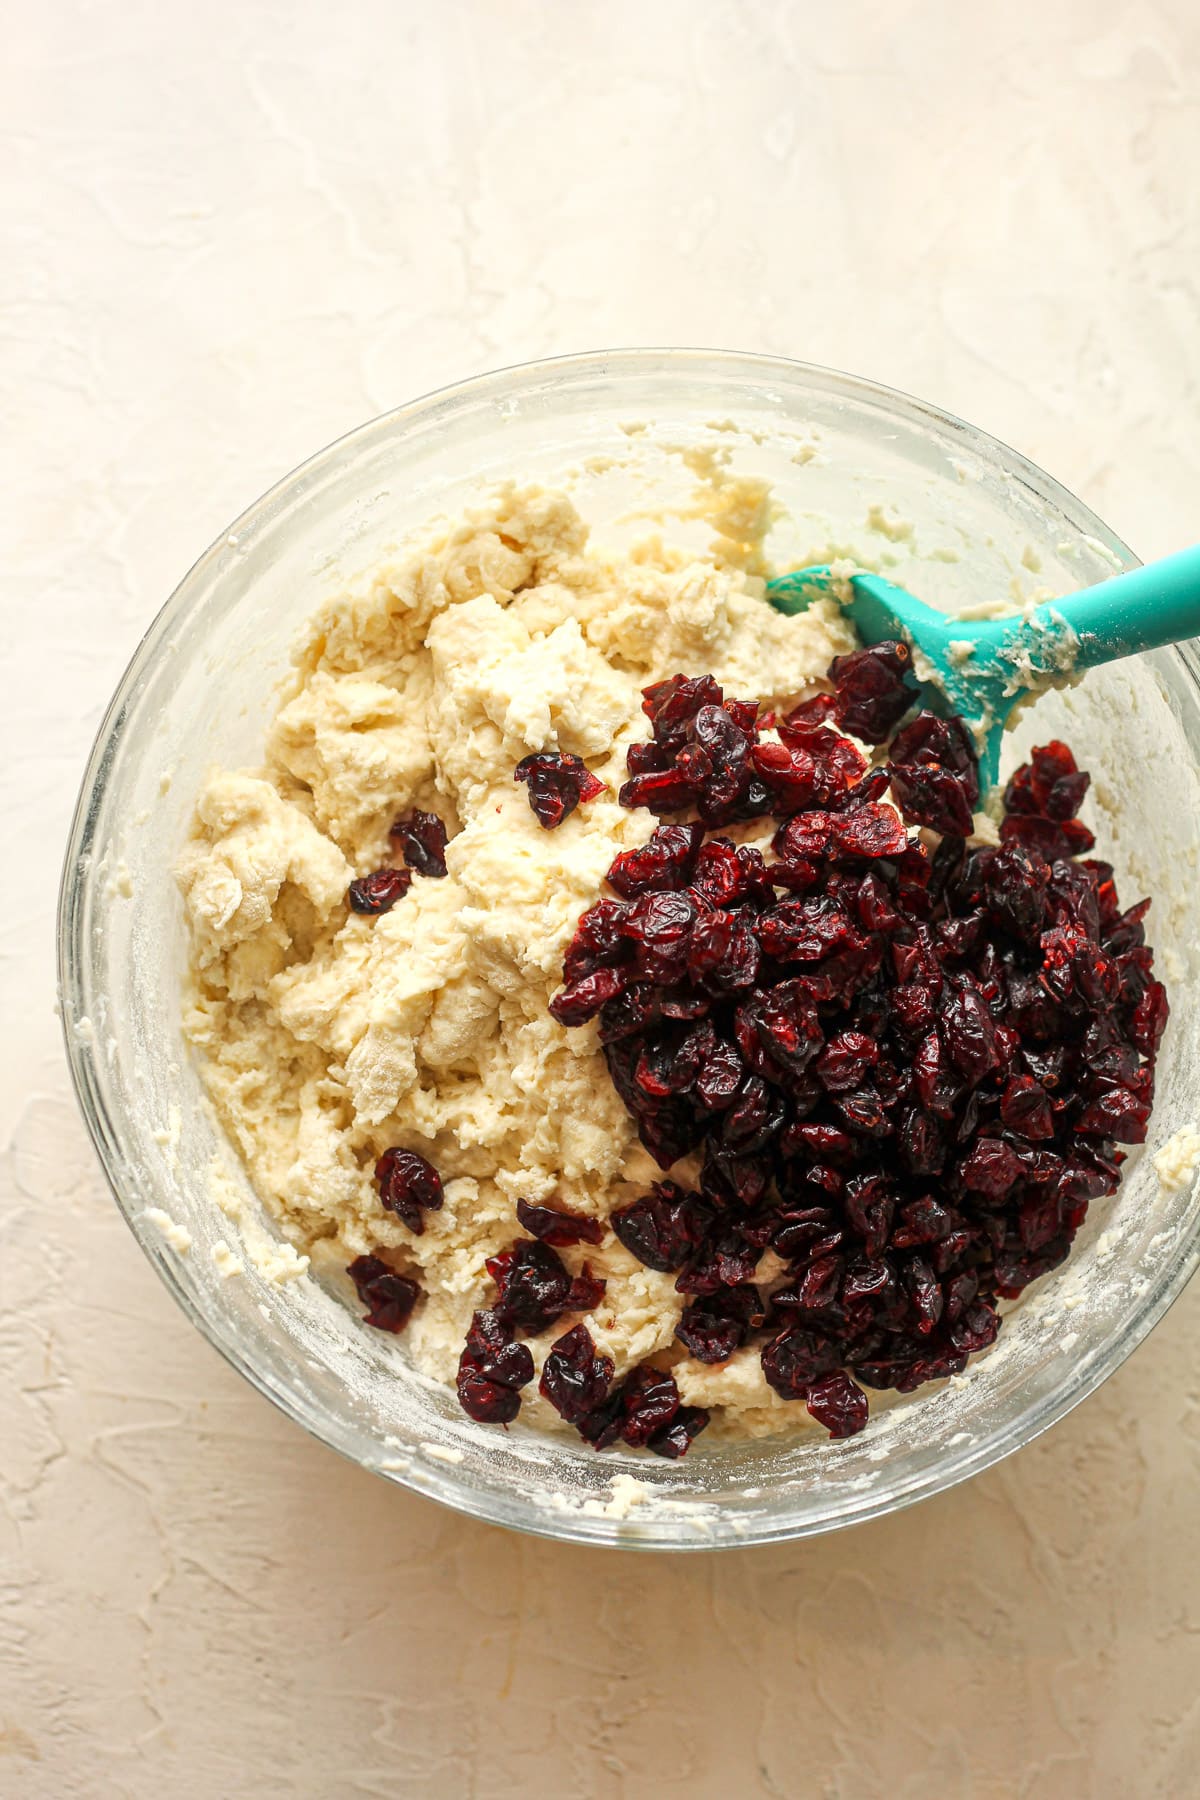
[767,565,1013,788]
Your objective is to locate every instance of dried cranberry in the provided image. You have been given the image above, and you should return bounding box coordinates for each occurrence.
[751,741,826,812]
[982,844,1050,942]
[903,1256,943,1334]
[348,867,412,914]
[784,690,839,727]
[606,823,703,898]
[616,1364,681,1447]
[566,1264,607,1312]
[1040,927,1119,1006]
[618,765,702,814]
[816,1030,880,1094]
[561,899,629,985]
[1001,812,1096,860]
[756,894,865,963]
[888,711,980,835]
[691,838,771,907]
[828,640,916,742]
[648,1405,710,1458]
[841,1174,896,1256]
[389,809,449,877]
[347,1255,419,1333]
[745,982,824,1078]
[761,1327,841,1398]
[804,1370,869,1438]
[695,1037,745,1110]
[622,889,698,984]
[612,1182,715,1272]
[634,1094,706,1170]
[1004,741,1089,820]
[676,1226,762,1297]
[1076,1088,1152,1143]
[487,1240,578,1332]
[642,673,725,745]
[375,1147,444,1234]
[464,1308,535,1386]
[700,1142,772,1211]
[688,910,762,994]
[549,966,626,1026]
[515,751,606,828]
[675,1285,764,1362]
[691,704,755,819]
[1000,1074,1054,1140]
[943,984,1002,1084]
[1131,980,1169,1057]
[577,1390,626,1448]
[1104,896,1151,956]
[773,1252,845,1320]
[456,1309,535,1423]
[539,1323,614,1424]
[959,1137,1023,1199]
[776,716,870,790]
[516,1198,605,1247]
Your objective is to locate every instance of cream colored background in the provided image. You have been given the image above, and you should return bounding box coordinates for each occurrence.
[5,2,1200,1795]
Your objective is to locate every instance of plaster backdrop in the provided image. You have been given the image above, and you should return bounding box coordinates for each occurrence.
[4,1,1200,1795]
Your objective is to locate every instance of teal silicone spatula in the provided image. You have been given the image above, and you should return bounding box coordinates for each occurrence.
[766,546,1200,789]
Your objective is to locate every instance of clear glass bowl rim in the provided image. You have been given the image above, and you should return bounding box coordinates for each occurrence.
[57,347,1200,1550]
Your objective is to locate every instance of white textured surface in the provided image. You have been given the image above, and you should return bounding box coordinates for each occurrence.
[5,1,1200,1793]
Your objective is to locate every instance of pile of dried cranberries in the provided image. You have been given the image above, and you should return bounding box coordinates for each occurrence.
[351,642,1167,1451]
[546,649,1166,1441]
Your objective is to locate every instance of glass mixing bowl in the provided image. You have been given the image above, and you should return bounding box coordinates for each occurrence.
[59,350,1200,1548]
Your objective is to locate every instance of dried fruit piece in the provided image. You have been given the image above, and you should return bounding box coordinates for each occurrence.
[456,1309,535,1423]
[516,1198,605,1247]
[616,1364,681,1447]
[761,1327,841,1398]
[562,898,630,982]
[1131,979,1169,1057]
[688,909,762,993]
[347,1255,419,1333]
[642,673,725,745]
[606,823,704,898]
[622,889,698,984]
[611,1182,715,1272]
[566,1264,608,1313]
[888,711,980,835]
[648,1405,710,1458]
[828,640,916,742]
[1000,1074,1054,1140]
[691,839,771,907]
[1004,740,1090,820]
[959,1137,1023,1198]
[515,751,606,829]
[675,1285,764,1363]
[539,1323,614,1424]
[389,809,449,877]
[375,1147,444,1234]
[804,1370,869,1438]
[756,895,866,963]
[486,1240,579,1333]
[549,966,626,1026]
[348,867,412,914]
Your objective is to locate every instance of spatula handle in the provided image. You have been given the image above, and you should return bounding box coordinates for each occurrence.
[1040,544,1200,670]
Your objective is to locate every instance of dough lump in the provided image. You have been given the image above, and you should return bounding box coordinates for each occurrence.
[179,485,856,1433]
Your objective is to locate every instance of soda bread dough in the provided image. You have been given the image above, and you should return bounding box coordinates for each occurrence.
[178,483,858,1437]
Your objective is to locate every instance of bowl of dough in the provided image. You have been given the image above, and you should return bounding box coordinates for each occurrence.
[59,350,1200,1547]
